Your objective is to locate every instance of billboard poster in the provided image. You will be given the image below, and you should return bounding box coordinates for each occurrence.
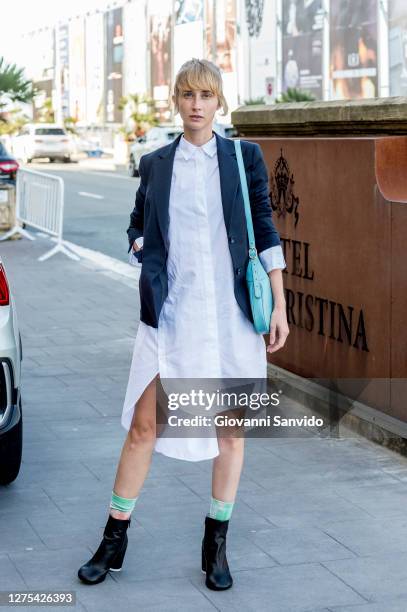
[203,0,238,120]
[204,0,237,73]
[57,24,70,120]
[68,17,86,122]
[85,13,104,124]
[105,7,124,123]
[388,0,407,96]
[123,0,148,98]
[174,0,204,86]
[330,0,378,99]
[282,0,324,98]
[149,0,172,122]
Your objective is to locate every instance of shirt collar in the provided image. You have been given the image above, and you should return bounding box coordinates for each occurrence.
[177,132,217,160]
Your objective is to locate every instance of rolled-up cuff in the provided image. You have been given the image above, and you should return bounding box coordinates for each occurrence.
[258,245,286,273]
[127,234,144,253]
[128,237,144,265]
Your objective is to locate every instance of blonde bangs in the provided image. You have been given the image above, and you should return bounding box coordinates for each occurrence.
[173,58,228,116]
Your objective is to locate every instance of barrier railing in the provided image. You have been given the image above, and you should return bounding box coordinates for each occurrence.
[0,168,79,262]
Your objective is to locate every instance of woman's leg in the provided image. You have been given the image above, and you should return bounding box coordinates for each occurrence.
[201,411,244,591]
[110,374,159,520]
[211,408,245,506]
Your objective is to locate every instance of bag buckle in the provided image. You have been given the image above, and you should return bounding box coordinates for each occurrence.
[248,247,257,259]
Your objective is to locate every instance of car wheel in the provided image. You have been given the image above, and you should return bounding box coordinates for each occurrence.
[0,398,23,485]
[63,156,71,163]
[128,157,139,177]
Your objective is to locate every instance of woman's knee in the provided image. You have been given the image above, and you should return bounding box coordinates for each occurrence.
[128,420,156,448]
[217,434,244,454]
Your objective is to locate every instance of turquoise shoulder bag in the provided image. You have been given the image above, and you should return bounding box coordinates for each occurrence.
[234,139,273,334]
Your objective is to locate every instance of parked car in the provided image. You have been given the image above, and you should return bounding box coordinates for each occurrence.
[0,258,23,485]
[13,123,73,164]
[128,126,183,177]
[128,123,239,177]
[0,143,19,184]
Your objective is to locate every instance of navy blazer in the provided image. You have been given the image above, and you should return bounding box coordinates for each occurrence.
[127,130,282,328]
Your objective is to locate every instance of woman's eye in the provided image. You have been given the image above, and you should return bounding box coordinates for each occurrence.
[183,92,213,98]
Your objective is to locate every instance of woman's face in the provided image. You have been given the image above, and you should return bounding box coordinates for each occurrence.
[173,87,220,132]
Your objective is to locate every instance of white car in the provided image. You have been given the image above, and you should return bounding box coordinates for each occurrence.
[128,126,183,177]
[13,123,73,164]
[128,123,237,177]
[0,257,23,484]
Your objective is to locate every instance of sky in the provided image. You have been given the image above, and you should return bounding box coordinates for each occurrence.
[0,0,112,65]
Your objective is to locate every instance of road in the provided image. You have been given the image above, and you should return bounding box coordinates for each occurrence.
[28,159,139,262]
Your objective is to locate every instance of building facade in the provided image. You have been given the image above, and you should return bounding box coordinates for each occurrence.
[21,0,405,127]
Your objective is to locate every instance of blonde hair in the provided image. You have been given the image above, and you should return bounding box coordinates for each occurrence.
[172,58,228,116]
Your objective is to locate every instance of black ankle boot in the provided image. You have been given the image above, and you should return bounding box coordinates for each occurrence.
[201,516,233,590]
[78,515,131,585]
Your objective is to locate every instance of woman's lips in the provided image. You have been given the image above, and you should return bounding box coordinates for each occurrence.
[190,115,203,120]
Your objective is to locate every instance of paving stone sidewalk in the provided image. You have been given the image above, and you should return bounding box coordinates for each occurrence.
[1,235,407,612]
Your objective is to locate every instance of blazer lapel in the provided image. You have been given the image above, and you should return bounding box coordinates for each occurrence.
[215,131,240,234]
[154,130,240,246]
[154,132,182,248]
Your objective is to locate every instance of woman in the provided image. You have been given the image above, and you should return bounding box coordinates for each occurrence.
[78,58,289,590]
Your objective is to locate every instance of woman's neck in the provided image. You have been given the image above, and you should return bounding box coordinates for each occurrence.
[182,126,214,147]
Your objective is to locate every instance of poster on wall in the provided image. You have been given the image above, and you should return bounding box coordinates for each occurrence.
[57,24,70,120]
[203,0,238,119]
[388,0,407,96]
[68,17,86,122]
[105,7,124,123]
[204,0,236,73]
[282,0,324,99]
[150,0,172,122]
[174,0,204,115]
[330,0,378,99]
[85,13,104,124]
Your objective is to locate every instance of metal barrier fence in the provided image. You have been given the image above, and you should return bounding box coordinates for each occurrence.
[0,168,79,262]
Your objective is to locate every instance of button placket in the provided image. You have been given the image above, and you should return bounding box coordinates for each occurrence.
[196,147,222,376]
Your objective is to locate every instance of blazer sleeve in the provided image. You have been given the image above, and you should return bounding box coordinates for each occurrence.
[127,154,147,253]
[248,143,282,254]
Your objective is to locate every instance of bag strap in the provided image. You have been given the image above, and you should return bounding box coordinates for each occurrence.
[234,139,257,259]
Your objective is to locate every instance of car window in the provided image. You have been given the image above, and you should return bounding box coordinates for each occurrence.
[0,143,7,155]
[34,128,66,136]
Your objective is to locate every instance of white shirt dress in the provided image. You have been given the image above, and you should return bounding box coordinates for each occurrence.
[122,133,286,462]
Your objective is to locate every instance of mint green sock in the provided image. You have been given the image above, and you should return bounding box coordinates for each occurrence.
[207,496,235,521]
[110,490,139,514]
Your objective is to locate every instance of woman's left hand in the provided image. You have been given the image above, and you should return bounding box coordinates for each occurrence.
[266,305,289,353]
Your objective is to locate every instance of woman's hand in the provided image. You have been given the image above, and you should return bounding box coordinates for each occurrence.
[266,305,289,353]
[132,240,141,252]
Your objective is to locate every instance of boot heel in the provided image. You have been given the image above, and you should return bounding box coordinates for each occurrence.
[109,538,127,572]
[201,544,207,574]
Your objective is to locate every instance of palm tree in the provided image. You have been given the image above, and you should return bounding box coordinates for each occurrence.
[0,56,36,109]
[243,97,266,105]
[118,93,158,142]
[276,88,316,103]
